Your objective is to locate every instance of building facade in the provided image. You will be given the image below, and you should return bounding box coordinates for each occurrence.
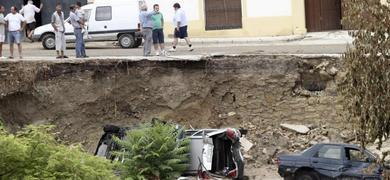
[138,0,344,37]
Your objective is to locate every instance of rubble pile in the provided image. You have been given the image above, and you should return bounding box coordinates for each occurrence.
[241,122,354,168]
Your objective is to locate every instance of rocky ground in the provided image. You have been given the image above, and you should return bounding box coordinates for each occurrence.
[0,54,352,178]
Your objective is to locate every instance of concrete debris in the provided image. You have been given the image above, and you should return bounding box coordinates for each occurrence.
[327,67,339,76]
[227,112,237,116]
[241,137,254,152]
[280,124,310,134]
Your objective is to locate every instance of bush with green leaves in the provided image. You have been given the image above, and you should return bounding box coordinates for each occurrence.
[0,124,118,180]
[115,122,190,180]
[342,0,390,149]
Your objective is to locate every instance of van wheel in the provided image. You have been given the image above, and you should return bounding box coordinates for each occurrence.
[42,34,56,50]
[118,34,135,48]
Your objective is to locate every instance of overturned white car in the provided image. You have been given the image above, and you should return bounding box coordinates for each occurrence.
[95,125,245,179]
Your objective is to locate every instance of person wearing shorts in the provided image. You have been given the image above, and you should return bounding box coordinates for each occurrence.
[169,3,193,52]
[0,6,6,58]
[20,0,42,41]
[151,4,166,56]
[5,6,26,59]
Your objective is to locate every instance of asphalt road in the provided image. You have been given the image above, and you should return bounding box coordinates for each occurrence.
[1,41,348,58]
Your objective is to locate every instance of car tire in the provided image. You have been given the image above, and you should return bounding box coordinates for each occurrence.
[42,33,56,50]
[118,34,135,48]
[295,171,320,180]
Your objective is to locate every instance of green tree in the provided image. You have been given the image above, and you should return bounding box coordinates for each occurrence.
[342,0,390,148]
[115,122,190,180]
[0,125,118,180]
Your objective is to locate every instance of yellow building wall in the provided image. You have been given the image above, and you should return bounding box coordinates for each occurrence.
[163,0,307,38]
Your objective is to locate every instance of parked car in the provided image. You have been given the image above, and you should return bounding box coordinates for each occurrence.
[95,124,245,179]
[32,0,142,50]
[277,143,383,180]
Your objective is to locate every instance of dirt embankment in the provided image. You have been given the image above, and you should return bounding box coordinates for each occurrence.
[0,55,348,166]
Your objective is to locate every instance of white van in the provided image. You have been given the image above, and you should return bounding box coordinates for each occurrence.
[32,0,143,49]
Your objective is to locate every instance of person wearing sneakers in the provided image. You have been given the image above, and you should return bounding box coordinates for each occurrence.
[0,6,6,58]
[151,4,167,56]
[51,4,68,59]
[169,3,193,52]
[4,6,26,59]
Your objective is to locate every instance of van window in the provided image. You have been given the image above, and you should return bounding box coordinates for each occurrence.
[96,6,112,21]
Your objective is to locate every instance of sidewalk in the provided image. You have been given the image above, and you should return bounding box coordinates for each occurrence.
[190,30,353,46]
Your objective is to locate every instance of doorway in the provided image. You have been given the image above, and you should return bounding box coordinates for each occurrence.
[305,0,342,32]
[23,0,42,27]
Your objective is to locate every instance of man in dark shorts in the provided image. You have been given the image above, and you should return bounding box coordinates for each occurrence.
[169,3,193,52]
[151,4,166,56]
[20,0,43,41]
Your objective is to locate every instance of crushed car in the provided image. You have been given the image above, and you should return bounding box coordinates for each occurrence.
[277,143,383,180]
[94,124,246,180]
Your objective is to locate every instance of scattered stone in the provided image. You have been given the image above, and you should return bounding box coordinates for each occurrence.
[327,67,339,76]
[280,124,310,135]
[241,137,254,152]
[227,112,237,116]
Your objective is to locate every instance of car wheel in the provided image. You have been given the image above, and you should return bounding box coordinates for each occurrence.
[118,34,135,48]
[42,34,55,50]
[295,171,320,180]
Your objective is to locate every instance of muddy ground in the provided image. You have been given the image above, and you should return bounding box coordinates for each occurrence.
[0,55,351,177]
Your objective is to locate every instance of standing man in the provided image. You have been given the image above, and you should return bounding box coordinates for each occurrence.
[0,6,6,58]
[151,4,166,56]
[5,6,26,59]
[20,0,43,41]
[169,3,193,52]
[69,5,87,58]
[139,4,157,56]
[51,4,67,59]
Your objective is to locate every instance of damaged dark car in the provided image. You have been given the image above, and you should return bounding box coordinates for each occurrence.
[277,143,383,180]
[94,124,245,179]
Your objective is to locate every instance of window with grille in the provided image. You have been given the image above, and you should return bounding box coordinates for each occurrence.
[205,0,242,30]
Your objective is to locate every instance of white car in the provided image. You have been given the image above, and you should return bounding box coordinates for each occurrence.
[33,0,142,49]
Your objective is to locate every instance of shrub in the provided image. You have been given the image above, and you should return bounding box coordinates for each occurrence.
[342,0,390,148]
[0,125,117,180]
[115,122,190,180]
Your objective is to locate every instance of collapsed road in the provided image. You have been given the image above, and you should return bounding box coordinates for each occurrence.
[0,54,352,171]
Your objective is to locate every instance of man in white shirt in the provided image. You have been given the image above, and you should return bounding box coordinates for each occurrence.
[0,6,6,58]
[20,0,43,41]
[51,4,68,59]
[169,3,193,52]
[5,6,26,59]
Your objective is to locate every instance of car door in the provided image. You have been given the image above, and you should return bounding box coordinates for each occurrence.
[311,145,345,178]
[343,147,377,178]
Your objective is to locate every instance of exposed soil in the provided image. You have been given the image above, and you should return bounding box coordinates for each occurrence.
[0,55,349,174]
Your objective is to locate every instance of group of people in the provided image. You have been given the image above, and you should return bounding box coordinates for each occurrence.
[0,0,42,59]
[0,1,86,59]
[52,2,87,59]
[139,3,193,56]
[0,1,193,59]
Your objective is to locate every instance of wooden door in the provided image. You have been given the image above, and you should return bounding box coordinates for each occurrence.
[205,0,242,30]
[305,0,342,32]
